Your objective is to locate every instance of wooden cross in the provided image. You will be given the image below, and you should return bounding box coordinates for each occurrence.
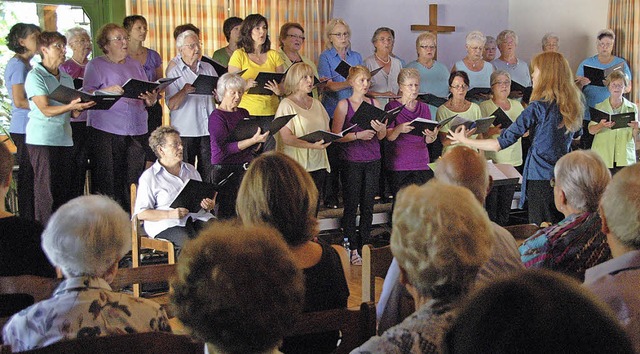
[411,3,456,59]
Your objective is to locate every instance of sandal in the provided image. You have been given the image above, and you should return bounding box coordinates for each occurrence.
[350,250,362,266]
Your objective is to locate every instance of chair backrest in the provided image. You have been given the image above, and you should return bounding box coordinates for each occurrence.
[504,223,541,246]
[0,275,62,332]
[130,183,176,297]
[16,332,204,354]
[361,244,393,303]
[287,302,376,354]
[111,263,177,292]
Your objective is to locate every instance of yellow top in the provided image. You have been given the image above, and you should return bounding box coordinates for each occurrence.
[590,97,638,168]
[436,102,482,154]
[228,49,284,116]
[479,99,524,167]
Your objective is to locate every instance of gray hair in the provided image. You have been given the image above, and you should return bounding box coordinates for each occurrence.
[597,29,615,41]
[490,70,511,86]
[542,32,559,46]
[65,27,90,42]
[176,29,198,48]
[600,164,640,249]
[371,26,394,44]
[391,180,493,300]
[465,30,486,46]
[496,30,518,46]
[149,125,181,158]
[324,18,351,49]
[216,72,246,102]
[554,150,611,213]
[42,195,131,278]
[485,35,496,46]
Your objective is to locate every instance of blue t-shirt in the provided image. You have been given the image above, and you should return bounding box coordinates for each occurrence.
[405,60,450,118]
[317,47,363,119]
[25,63,74,146]
[576,55,632,120]
[497,100,581,208]
[4,57,31,134]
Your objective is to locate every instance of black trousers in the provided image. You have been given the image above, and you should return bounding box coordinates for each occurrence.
[155,218,209,250]
[143,103,163,162]
[10,133,35,220]
[182,136,212,183]
[89,128,146,212]
[324,144,343,205]
[526,179,563,225]
[389,169,434,197]
[486,184,518,226]
[210,163,246,220]
[70,121,90,197]
[341,160,380,251]
[28,145,75,224]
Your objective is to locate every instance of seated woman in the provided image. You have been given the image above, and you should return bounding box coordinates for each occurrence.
[133,126,215,249]
[519,150,612,281]
[275,62,331,196]
[588,71,639,174]
[171,222,304,354]
[236,152,349,353]
[446,269,635,353]
[209,73,268,219]
[353,180,493,353]
[0,143,55,278]
[2,195,171,351]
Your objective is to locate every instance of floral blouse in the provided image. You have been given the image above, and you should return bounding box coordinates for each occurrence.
[2,276,171,351]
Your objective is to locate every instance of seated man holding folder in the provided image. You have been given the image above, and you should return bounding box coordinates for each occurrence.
[134,126,215,249]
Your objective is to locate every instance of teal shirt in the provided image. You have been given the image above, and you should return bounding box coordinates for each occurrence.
[25,64,74,146]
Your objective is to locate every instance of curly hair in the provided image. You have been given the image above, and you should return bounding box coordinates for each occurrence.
[391,180,493,301]
[170,222,305,353]
[95,23,126,54]
[148,126,181,158]
[6,23,41,54]
[236,152,319,247]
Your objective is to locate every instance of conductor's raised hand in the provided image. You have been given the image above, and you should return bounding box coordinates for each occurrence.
[447,125,469,145]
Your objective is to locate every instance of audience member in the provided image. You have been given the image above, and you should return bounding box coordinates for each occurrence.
[0,143,55,278]
[2,195,171,351]
[171,222,305,354]
[354,179,493,353]
[520,150,612,281]
[237,152,349,353]
[134,126,215,249]
[449,52,584,225]
[584,163,640,352]
[445,269,634,354]
[377,146,523,333]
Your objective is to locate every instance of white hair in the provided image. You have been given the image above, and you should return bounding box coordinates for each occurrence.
[601,164,640,249]
[65,27,90,42]
[216,72,246,102]
[42,195,131,278]
[496,30,518,46]
[465,30,486,46]
[554,150,611,213]
[541,32,559,46]
[391,180,493,299]
[176,29,198,48]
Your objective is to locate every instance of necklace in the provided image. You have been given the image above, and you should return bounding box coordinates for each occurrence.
[375,53,390,65]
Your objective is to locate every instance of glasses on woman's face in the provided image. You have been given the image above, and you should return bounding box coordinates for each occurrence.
[331,32,349,38]
[287,34,305,40]
[50,42,66,50]
[71,38,90,45]
[182,42,202,50]
[108,36,129,42]
[450,84,469,90]
[420,45,436,50]
[610,83,625,90]
[492,80,511,87]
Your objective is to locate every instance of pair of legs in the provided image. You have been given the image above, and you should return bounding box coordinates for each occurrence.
[341,160,381,253]
[527,180,564,226]
[210,164,246,220]
[10,133,34,220]
[182,135,212,182]
[154,218,211,255]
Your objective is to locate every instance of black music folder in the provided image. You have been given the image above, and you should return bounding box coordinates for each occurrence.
[169,179,218,212]
[298,125,356,143]
[122,77,179,99]
[583,62,624,87]
[417,93,448,107]
[465,87,491,101]
[589,107,636,130]
[407,115,456,137]
[334,60,383,79]
[48,85,121,110]
[229,114,296,141]
[190,74,218,95]
[201,56,226,75]
[510,81,533,103]
[491,107,513,130]
[247,72,286,95]
[449,116,496,134]
[350,101,404,130]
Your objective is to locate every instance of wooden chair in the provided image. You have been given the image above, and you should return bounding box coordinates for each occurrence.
[0,275,62,329]
[130,183,176,297]
[287,302,376,354]
[504,223,541,246]
[12,331,203,354]
[361,244,393,303]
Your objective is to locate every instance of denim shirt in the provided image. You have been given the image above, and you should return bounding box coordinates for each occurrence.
[317,47,363,118]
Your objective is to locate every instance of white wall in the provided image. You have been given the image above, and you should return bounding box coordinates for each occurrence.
[509,0,609,71]
[333,0,608,71]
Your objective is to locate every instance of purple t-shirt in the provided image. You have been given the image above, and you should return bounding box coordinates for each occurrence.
[84,56,148,136]
[209,107,255,164]
[143,49,162,82]
[59,59,87,123]
[338,98,381,162]
[385,100,432,171]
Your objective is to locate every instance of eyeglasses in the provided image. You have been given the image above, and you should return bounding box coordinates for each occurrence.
[450,84,469,90]
[182,42,202,50]
[163,142,183,149]
[610,83,625,89]
[469,46,483,51]
[287,34,305,40]
[376,37,394,43]
[330,32,349,38]
[598,41,613,48]
[70,38,90,45]
[492,81,511,86]
[108,36,129,42]
[420,45,436,50]
[550,178,556,188]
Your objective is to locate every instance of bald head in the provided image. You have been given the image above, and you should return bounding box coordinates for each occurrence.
[435,146,489,203]
[600,163,640,250]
